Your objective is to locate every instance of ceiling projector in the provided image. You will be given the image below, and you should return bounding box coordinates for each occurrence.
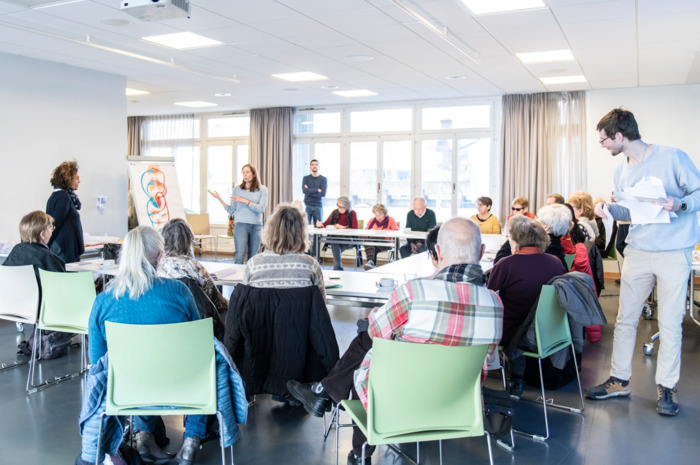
[121,0,190,21]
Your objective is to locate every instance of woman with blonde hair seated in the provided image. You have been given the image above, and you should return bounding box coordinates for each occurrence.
[363,203,398,270]
[157,218,228,316]
[83,226,203,465]
[245,204,325,299]
[3,210,65,275]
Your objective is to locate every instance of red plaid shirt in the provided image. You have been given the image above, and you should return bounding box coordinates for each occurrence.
[353,264,503,408]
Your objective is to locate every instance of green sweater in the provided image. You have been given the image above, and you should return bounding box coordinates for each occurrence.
[406,209,437,243]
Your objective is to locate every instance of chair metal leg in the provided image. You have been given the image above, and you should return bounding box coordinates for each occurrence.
[323,403,338,440]
[95,412,106,465]
[438,440,442,465]
[485,432,494,465]
[514,358,549,441]
[571,344,585,413]
[25,324,39,393]
[216,411,228,465]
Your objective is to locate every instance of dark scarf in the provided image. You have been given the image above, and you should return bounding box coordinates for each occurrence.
[434,263,487,286]
[67,189,81,210]
[367,216,389,229]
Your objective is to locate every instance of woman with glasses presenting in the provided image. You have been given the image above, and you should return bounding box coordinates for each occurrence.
[315,196,358,270]
[209,163,268,264]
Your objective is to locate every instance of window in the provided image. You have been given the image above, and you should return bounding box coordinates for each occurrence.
[381,140,412,220]
[207,116,250,137]
[350,108,412,132]
[349,142,377,222]
[294,112,341,134]
[421,105,490,130]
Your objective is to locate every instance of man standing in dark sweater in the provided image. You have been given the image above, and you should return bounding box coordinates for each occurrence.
[302,159,327,225]
[399,197,437,258]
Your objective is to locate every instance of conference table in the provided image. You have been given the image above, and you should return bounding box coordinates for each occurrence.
[67,234,508,309]
[308,227,428,262]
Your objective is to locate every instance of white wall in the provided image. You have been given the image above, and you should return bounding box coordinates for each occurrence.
[586,84,700,199]
[0,53,127,244]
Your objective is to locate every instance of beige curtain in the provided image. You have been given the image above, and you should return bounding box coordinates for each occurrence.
[127,116,142,156]
[249,107,293,217]
[500,91,586,220]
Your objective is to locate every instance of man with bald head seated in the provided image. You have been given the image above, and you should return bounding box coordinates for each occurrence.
[286,217,503,465]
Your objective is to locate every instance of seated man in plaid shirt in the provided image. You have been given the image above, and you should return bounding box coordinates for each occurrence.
[287,217,504,465]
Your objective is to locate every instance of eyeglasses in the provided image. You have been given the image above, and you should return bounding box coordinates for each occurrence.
[599,136,610,145]
[47,225,55,231]
[511,207,523,212]
[337,205,346,209]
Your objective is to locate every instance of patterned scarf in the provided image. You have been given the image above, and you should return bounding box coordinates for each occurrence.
[367,216,389,229]
[434,263,487,286]
[68,189,81,210]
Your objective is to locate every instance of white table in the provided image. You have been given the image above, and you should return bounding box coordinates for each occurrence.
[367,233,506,276]
[309,227,429,262]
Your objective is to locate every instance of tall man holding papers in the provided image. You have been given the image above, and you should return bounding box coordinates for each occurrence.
[586,108,700,416]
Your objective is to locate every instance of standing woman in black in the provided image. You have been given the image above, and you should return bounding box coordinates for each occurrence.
[46,160,84,263]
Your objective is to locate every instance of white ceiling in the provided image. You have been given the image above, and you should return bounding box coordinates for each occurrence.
[1,0,699,115]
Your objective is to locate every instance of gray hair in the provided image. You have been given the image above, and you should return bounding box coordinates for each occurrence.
[508,216,549,252]
[337,196,352,211]
[537,204,572,237]
[436,217,481,266]
[107,226,163,300]
[162,218,194,257]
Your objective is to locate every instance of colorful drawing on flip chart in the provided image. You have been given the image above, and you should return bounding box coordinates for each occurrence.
[128,159,185,231]
[141,165,170,227]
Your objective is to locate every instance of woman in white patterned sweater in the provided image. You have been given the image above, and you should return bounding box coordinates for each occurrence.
[244,204,326,300]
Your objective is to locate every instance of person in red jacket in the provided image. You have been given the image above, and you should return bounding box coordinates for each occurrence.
[316,196,358,270]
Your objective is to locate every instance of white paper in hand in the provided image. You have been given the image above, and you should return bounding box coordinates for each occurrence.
[602,204,614,249]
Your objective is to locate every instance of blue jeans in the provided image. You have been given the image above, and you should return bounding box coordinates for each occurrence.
[233,222,262,264]
[305,205,323,225]
[330,244,353,270]
[134,414,207,439]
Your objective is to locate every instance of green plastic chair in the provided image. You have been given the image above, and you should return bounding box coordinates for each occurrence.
[26,269,96,393]
[564,253,575,270]
[602,227,621,274]
[339,339,493,465]
[0,265,40,371]
[518,285,584,441]
[95,319,232,465]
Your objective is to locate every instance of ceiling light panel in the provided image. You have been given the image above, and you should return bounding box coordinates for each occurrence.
[516,49,574,63]
[460,0,546,15]
[126,88,149,96]
[142,32,223,50]
[540,75,587,84]
[271,72,328,82]
[332,90,377,97]
[174,101,218,107]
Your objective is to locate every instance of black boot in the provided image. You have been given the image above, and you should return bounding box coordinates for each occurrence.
[347,450,372,465]
[286,380,331,417]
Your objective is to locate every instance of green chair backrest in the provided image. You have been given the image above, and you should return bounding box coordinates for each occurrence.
[37,269,95,334]
[105,318,216,416]
[366,339,489,445]
[0,265,40,324]
[533,285,573,359]
[564,254,575,270]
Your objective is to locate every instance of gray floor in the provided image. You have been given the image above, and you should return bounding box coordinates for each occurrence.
[1,278,700,464]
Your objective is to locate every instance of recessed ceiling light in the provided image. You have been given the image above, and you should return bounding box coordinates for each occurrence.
[142,32,223,50]
[540,75,587,85]
[516,49,574,64]
[32,0,85,10]
[544,68,567,74]
[271,72,328,82]
[126,88,149,96]
[101,18,131,27]
[284,88,300,92]
[459,0,545,15]
[214,92,231,97]
[332,90,378,98]
[174,101,218,108]
[446,75,466,80]
[344,55,375,62]
[321,85,339,90]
